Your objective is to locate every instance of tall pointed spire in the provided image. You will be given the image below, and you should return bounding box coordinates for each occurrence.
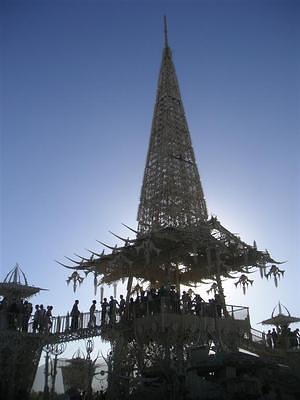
[164,15,169,48]
[137,19,208,234]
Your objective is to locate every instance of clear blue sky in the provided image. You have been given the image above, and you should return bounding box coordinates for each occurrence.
[1,0,299,360]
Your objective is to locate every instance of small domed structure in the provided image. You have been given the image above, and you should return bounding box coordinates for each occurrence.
[0,263,46,300]
[260,302,300,330]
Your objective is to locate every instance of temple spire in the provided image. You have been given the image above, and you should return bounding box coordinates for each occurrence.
[164,15,169,48]
[137,22,208,234]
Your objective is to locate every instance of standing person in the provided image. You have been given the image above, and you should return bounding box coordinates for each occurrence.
[88,300,97,328]
[32,305,40,333]
[101,298,109,325]
[38,304,46,333]
[70,300,80,330]
[108,296,118,324]
[119,295,126,319]
[182,291,191,314]
[194,294,204,316]
[266,330,273,348]
[271,328,278,348]
[22,301,32,332]
[45,306,53,333]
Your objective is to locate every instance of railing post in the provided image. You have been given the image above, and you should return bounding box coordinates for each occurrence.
[65,313,69,331]
[56,316,61,334]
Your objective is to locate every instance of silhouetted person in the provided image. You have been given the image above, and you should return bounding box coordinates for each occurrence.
[70,300,80,330]
[32,305,39,333]
[45,305,53,332]
[38,304,46,332]
[101,298,108,324]
[22,300,32,332]
[271,328,278,348]
[108,296,118,323]
[88,300,96,328]
[194,294,204,316]
[119,295,125,319]
[266,330,273,348]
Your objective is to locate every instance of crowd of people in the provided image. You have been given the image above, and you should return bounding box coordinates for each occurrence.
[0,297,54,333]
[265,326,300,349]
[67,286,225,332]
[2,289,300,352]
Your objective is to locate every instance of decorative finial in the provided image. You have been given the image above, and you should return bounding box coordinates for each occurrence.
[164,15,169,48]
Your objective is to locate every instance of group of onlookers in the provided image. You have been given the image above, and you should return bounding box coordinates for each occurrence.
[94,287,223,326]
[0,297,53,333]
[265,326,300,349]
[67,287,224,332]
[32,304,53,333]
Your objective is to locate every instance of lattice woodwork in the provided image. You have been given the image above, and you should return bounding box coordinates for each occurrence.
[137,45,207,234]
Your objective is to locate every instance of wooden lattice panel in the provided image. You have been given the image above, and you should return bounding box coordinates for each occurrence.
[137,46,207,234]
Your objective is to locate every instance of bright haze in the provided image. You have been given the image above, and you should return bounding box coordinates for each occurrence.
[1,0,299,360]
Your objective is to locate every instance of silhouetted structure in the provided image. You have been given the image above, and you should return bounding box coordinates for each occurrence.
[63,18,300,400]
[0,264,46,400]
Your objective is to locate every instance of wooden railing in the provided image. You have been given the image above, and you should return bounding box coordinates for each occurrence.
[0,301,250,337]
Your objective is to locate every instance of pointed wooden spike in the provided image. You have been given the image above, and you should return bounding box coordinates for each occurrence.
[109,231,135,243]
[65,256,82,264]
[122,223,138,234]
[55,260,75,269]
[96,240,119,251]
[74,253,90,262]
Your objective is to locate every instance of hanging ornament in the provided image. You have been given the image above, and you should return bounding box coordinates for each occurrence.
[66,272,84,293]
[265,265,285,287]
[207,282,218,296]
[100,286,104,303]
[259,265,266,279]
[93,272,98,296]
[113,283,117,298]
[234,274,253,295]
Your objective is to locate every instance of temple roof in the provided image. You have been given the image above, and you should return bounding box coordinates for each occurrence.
[0,263,46,299]
[62,217,281,288]
[260,303,300,327]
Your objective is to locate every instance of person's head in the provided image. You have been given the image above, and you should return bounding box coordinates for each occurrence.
[103,298,107,302]
[40,304,44,309]
[93,300,96,304]
[35,305,39,310]
[120,295,123,299]
[110,296,113,300]
[75,300,79,304]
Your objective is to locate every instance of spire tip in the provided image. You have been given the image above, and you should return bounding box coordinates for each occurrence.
[164,15,169,48]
